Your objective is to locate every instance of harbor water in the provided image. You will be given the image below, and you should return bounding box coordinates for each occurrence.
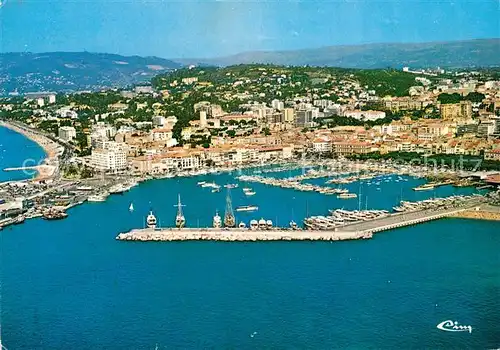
[1,132,499,348]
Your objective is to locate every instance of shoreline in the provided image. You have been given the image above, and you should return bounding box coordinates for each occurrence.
[0,120,62,181]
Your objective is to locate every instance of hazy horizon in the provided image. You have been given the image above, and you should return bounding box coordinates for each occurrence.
[1,0,499,58]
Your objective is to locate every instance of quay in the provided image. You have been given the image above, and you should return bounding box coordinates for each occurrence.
[116,228,373,242]
[341,203,485,233]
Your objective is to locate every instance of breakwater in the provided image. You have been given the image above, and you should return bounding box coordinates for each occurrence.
[116,228,373,242]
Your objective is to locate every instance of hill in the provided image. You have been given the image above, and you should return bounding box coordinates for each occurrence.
[0,52,181,95]
[177,38,500,68]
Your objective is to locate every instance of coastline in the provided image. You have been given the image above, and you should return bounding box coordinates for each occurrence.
[0,120,62,181]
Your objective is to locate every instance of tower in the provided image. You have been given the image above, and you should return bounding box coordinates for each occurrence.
[200,110,207,128]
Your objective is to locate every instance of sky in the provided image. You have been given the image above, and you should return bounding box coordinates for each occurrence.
[0,0,498,58]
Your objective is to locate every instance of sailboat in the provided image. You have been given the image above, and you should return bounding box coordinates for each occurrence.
[129,202,134,212]
[224,188,236,228]
[174,194,186,228]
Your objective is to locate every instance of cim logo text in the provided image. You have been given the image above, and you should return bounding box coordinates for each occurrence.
[437,320,473,333]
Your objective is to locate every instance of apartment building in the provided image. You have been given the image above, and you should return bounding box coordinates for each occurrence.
[332,141,371,156]
[90,141,128,172]
[58,126,76,142]
[440,101,472,120]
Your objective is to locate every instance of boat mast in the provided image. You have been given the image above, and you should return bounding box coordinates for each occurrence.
[224,187,235,227]
[175,194,185,217]
[358,182,362,211]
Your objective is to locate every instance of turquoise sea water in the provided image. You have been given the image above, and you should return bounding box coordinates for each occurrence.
[1,131,499,349]
[0,126,46,182]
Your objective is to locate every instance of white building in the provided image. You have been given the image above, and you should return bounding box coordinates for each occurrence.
[58,126,76,142]
[477,120,497,138]
[282,108,295,124]
[312,137,332,153]
[200,110,207,128]
[181,77,198,85]
[134,85,154,94]
[90,142,128,172]
[48,94,56,104]
[271,99,285,110]
[165,116,178,128]
[57,107,78,119]
[152,116,166,127]
[344,110,386,121]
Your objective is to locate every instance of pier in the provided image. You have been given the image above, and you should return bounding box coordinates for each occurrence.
[341,203,484,233]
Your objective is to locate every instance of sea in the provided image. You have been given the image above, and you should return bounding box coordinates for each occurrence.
[1,126,499,349]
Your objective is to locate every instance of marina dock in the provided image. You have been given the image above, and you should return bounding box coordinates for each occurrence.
[116,197,490,242]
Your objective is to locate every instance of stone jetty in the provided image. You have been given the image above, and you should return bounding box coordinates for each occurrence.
[116,228,373,242]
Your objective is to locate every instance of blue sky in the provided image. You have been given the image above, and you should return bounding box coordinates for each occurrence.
[0,0,498,58]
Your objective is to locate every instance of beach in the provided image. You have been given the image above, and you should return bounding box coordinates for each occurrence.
[0,120,62,180]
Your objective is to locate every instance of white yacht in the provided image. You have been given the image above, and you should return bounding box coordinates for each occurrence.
[213,211,222,228]
[235,205,259,212]
[258,218,267,230]
[146,211,157,229]
[338,193,357,199]
[238,222,246,228]
[250,219,259,230]
[266,220,273,229]
[129,202,134,212]
[289,220,298,230]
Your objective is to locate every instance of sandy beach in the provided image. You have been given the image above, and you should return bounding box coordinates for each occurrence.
[0,120,63,180]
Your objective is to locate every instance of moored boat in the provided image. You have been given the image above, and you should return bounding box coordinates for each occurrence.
[174,194,186,228]
[235,205,259,212]
[337,193,357,199]
[413,184,435,191]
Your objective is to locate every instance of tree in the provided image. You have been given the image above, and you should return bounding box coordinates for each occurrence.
[464,92,485,103]
[438,93,462,104]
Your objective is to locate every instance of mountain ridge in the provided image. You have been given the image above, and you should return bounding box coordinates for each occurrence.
[1,39,499,95]
[174,38,500,68]
[0,52,181,95]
